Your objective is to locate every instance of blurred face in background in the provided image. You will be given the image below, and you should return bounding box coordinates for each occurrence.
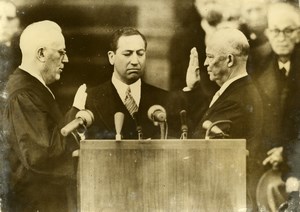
[108,35,146,85]
[0,1,19,45]
[241,0,269,35]
[266,7,300,57]
[194,0,223,26]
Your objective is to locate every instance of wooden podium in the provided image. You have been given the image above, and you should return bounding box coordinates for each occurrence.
[79,139,247,212]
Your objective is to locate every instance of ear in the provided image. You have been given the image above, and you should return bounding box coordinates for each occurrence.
[37,47,46,62]
[227,54,234,68]
[107,51,115,65]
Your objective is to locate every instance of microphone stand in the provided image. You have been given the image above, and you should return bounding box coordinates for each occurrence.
[159,120,168,139]
[136,126,143,140]
[179,110,188,140]
[133,112,143,140]
[159,122,165,140]
[205,120,232,140]
[180,128,188,140]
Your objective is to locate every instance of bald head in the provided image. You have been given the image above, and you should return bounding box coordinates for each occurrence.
[205,29,249,86]
[207,28,250,58]
[268,2,300,27]
[20,20,63,60]
[19,20,68,85]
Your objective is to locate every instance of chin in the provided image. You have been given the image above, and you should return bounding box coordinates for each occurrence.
[209,76,215,81]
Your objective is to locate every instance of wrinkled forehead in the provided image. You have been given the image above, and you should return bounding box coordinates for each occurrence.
[268,4,300,28]
[0,2,17,17]
[268,12,300,28]
[195,0,218,6]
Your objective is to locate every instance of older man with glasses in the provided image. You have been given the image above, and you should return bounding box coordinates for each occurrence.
[249,2,300,211]
[2,20,87,212]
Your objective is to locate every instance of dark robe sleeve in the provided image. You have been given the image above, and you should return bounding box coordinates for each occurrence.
[3,91,78,185]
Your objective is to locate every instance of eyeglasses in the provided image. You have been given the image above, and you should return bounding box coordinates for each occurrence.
[0,15,17,22]
[268,27,300,37]
[45,47,67,58]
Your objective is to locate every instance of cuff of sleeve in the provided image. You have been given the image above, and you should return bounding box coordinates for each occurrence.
[182,87,192,92]
[72,104,84,110]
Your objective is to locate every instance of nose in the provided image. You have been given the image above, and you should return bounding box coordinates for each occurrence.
[277,31,286,41]
[130,53,138,65]
[204,57,209,66]
[0,16,8,27]
[62,54,69,63]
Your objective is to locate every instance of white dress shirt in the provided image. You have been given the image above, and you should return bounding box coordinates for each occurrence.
[278,60,291,77]
[111,72,141,106]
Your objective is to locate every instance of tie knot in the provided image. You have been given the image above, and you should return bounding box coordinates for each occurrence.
[126,86,132,94]
[280,67,287,77]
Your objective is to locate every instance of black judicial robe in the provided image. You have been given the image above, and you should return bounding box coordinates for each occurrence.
[2,68,78,212]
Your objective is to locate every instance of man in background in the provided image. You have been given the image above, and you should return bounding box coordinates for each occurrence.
[0,0,21,85]
[249,2,300,211]
[86,27,168,139]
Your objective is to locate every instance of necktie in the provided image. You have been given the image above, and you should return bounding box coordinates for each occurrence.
[209,90,221,108]
[280,67,287,78]
[124,86,138,116]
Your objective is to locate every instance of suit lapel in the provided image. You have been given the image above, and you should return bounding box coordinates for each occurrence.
[210,76,248,109]
[91,81,131,131]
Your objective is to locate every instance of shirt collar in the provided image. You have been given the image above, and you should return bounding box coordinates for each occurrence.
[19,65,55,99]
[111,72,141,106]
[218,73,248,97]
[278,60,291,76]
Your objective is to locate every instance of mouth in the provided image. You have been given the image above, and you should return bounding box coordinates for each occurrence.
[127,69,140,74]
[128,68,140,71]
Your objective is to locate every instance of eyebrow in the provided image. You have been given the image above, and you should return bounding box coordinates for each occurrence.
[121,49,145,52]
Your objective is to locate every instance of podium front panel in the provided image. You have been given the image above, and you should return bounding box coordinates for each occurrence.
[80,139,246,212]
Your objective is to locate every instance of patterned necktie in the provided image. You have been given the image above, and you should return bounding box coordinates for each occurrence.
[124,86,138,116]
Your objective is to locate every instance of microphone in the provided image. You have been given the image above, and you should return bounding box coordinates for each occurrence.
[148,105,167,139]
[61,109,94,137]
[180,110,188,139]
[114,112,124,141]
[202,120,223,134]
[132,112,143,140]
[147,105,167,123]
[202,120,232,139]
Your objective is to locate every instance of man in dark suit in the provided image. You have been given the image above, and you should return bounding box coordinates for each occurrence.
[187,28,263,210]
[248,3,300,211]
[2,20,87,212]
[86,27,168,139]
[253,2,300,167]
[190,28,263,142]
